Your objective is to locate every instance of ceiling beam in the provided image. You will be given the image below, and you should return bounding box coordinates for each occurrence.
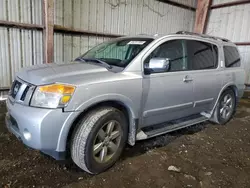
[43,0,54,63]
[194,0,212,34]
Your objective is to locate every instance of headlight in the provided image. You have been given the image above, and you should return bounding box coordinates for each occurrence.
[31,84,76,108]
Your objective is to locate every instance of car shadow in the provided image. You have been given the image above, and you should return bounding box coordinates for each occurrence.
[59,121,210,173]
[121,121,210,160]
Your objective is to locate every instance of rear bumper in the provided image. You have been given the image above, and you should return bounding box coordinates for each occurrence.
[5,99,73,160]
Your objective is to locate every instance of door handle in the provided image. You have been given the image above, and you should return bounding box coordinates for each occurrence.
[183,76,193,82]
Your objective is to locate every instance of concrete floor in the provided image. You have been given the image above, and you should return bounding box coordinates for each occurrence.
[1,99,250,188]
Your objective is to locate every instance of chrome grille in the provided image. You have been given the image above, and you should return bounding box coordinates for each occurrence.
[9,78,35,105]
[10,80,22,99]
[20,85,30,101]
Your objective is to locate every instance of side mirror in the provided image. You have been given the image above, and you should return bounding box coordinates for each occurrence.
[144,58,170,75]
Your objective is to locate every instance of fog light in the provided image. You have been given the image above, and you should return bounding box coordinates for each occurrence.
[23,129,31,141]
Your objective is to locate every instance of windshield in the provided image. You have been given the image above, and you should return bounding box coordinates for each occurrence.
[77,38,153,68]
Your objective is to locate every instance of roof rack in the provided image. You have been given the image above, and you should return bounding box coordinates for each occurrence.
[176,31,230,42]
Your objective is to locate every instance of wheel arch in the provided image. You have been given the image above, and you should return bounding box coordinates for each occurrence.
[58,99,138,154]
[212,83,238,114]
[209,83,238,124]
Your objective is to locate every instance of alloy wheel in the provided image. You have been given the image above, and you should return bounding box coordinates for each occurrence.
[93,120,122,163]
[220,94,233,120]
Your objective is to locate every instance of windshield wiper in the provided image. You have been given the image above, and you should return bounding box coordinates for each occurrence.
[75,57,112,69]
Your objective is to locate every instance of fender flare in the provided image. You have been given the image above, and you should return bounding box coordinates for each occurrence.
[211,82,238,115]
[56,94,139,152]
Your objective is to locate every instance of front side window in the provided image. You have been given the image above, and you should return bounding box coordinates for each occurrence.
[224,46,241,67]
[144,39,219,74]
[187,40,218,70]
[145,40,188,72]
[77,38,153,68]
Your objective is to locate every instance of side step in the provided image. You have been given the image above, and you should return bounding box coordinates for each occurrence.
[136,114,208,140]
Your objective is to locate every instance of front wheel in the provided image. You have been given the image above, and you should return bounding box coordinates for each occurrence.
[214,89,236,124]
[71,107,128,174]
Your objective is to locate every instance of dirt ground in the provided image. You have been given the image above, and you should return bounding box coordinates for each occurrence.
[1,99,250,188]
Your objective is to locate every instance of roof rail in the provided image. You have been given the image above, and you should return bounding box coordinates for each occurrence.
[176,31,230,42]
[138,33,149,35]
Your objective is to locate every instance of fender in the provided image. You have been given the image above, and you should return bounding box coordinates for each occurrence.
[56,94,139,152]
[75,94,139,117]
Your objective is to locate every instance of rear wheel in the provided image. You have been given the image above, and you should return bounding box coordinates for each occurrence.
[71,107,128,174]
[214,89,236,124]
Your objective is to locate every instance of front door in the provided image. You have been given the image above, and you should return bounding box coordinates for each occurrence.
[141,39,195,127]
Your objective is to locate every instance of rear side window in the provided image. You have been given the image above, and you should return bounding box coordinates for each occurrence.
[187,40,218,70]
[224,46,241,67]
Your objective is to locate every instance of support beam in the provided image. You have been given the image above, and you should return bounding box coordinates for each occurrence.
[0,20,43,30]
[0,87,10,92]
[157,0,196,11]
[194,0,212,34]
[54,25,123,38]
[211,0,250,9]
[43,0,54,63]
[235,42,250,46]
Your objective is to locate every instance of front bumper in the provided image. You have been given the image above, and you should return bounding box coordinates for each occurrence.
[5,98,73,160]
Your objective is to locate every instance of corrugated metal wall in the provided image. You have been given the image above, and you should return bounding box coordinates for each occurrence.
[53,0,196,63]
[54,33,108,63]
[0,0,44,88]
[206,1,250,83]
[212,0,239,4]
[0,0,196,87]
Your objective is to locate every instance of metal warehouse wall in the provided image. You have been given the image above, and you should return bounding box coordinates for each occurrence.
[54,0,196,63]
[206,0,250,83]
[0,0,44,88]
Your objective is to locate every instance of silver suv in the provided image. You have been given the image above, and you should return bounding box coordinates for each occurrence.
[5,31,245,174]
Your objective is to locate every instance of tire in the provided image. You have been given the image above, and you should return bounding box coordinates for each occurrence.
[71,107,128,174]
[213,89,236,125]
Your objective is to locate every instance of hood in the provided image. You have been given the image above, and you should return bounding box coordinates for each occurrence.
[16,62,108,85]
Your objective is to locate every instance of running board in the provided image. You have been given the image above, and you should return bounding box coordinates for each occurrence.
[200,111,212,118]
[136,114,208,140]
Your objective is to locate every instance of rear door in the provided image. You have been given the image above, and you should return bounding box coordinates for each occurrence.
[187,40,223,113]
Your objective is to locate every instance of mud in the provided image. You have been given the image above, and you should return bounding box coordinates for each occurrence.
[1,100,250,188]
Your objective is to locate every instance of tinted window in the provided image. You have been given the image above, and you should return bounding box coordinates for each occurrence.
[145,40,188,72]
[187,40,218,70]
[224,46,241,67]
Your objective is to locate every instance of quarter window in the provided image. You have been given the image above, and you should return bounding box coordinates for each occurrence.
[224,46,241,67]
